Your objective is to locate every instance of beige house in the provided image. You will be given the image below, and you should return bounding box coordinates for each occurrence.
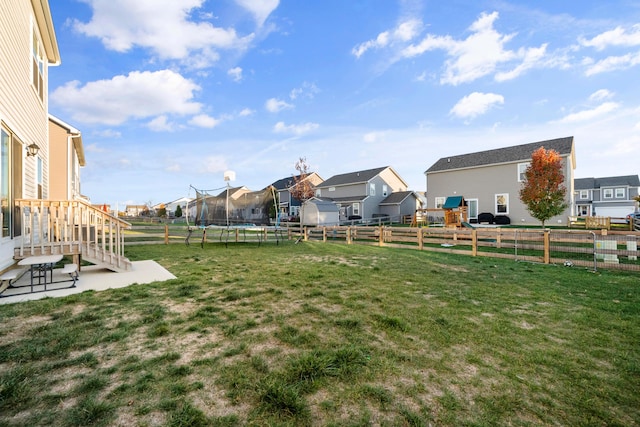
[425,137,576,226]
[48,115,86,201]
[0,0,131,274]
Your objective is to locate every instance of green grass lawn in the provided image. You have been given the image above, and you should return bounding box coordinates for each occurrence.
[0,241,638,426]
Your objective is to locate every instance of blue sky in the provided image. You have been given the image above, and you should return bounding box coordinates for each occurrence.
[48,0,640,207]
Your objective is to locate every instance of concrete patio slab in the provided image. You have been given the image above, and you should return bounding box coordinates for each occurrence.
[0,260,176,305]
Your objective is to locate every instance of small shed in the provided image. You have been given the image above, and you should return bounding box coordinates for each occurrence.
[442,196,468,228]
[301,198,339,226]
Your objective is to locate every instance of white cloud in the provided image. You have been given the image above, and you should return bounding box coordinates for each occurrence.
[201,155,229,174]
[265,98,293,113]
[363,132,385,143]
[73,0,254,66]
[289,82,320,100]
[234,0,279,27]
[51,70,202,125]
[273,121,319,135]
[556,102,619,123]
[495,44,547,82]
[584,51,640,76]
[579,24,640,50]
[227,67,243,82]
[352,18,422,58]
[94,129,121,139]
[401,11,557,85]
[450,92,504,120]
[238,108,254,116]
[589,89,614,101]
[189,114,221,128]
[147,115,175,132]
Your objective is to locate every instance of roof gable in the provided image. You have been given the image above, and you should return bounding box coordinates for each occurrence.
[379,191,415,205]
[426,137,574,174]
[319,166,389,187]
[575,175,640,190]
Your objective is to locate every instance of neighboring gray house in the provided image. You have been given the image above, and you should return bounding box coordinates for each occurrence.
[316,166,409,222]
[425,137,576,226]
[574,175,639,218]
[301,198,340,226]
[270,172,323,219]
[379,191,423,222]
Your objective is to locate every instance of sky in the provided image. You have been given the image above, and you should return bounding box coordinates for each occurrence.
[47,0,640,208]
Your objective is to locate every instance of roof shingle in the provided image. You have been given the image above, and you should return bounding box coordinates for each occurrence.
[425,137,574,173]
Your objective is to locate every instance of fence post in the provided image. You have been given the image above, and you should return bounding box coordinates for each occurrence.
[347,227,352,244]
[472,229,477,256]
[379,225,384,246]
[418,228,423,250]
[323,227,327,242]
[165,224,169,245]
[543,230,550,264]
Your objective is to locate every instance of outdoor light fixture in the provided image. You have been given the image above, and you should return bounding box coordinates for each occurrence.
[26,143,40,157]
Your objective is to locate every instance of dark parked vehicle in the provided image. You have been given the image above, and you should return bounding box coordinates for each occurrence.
[626,212,640,223]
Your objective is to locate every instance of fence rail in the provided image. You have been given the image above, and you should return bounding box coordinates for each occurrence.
[126,223,640,272]
[300,225,640,272]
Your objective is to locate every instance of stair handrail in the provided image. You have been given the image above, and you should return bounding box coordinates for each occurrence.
[15,199,131,262]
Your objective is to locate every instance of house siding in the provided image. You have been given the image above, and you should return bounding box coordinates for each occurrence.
[0,0,58,269]
[427,156,573,225]
[0,0,52,199]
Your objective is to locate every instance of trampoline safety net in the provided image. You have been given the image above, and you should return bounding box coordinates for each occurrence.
[190,186,276,226]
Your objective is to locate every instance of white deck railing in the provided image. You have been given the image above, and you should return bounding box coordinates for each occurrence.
[15,199,131,268]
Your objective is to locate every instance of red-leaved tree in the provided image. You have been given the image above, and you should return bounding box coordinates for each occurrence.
[519,147,568,228]
[289,157,316,223]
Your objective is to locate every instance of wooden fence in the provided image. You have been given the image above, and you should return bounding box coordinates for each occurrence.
[298,225,640,272]
[124,223,640,272]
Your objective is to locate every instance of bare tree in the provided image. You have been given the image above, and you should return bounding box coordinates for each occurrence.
[289,157,316,226]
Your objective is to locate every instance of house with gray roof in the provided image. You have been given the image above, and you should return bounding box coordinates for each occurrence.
[574,175,639,218]
[315,166,411,222]
[270,172,323,220]
[425,137,576,225]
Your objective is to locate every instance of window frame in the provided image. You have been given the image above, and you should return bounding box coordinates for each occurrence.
[517,162,530,182]
[614,187,625,199]
[31,23,45,102]
[603,188,613,199]
[579,190,589,200]
[369,183,376,196]
[434,197,445,209]
[495,193,509,215]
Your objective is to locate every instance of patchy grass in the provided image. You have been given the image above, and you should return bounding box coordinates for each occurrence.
[0,241,638,426]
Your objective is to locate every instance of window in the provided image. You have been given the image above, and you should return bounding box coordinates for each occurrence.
[315,189,321,197]
[352,203,360,216]
[435,197,445,209]
[328,187,335,192]
[369,183,376,196]
[517,162,530,182]
[615,188,625,198]
[495,193,509,214]
[1,128,23,238]
[32,26,45,102]
[382,184,388,197]
[579,190,589,199]
[467,199,478,220]
[37,157,43,199]
[1,130,10,238]
[603,189,613,199]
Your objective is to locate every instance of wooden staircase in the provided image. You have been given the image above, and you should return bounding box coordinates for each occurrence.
[14,199,132,272]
